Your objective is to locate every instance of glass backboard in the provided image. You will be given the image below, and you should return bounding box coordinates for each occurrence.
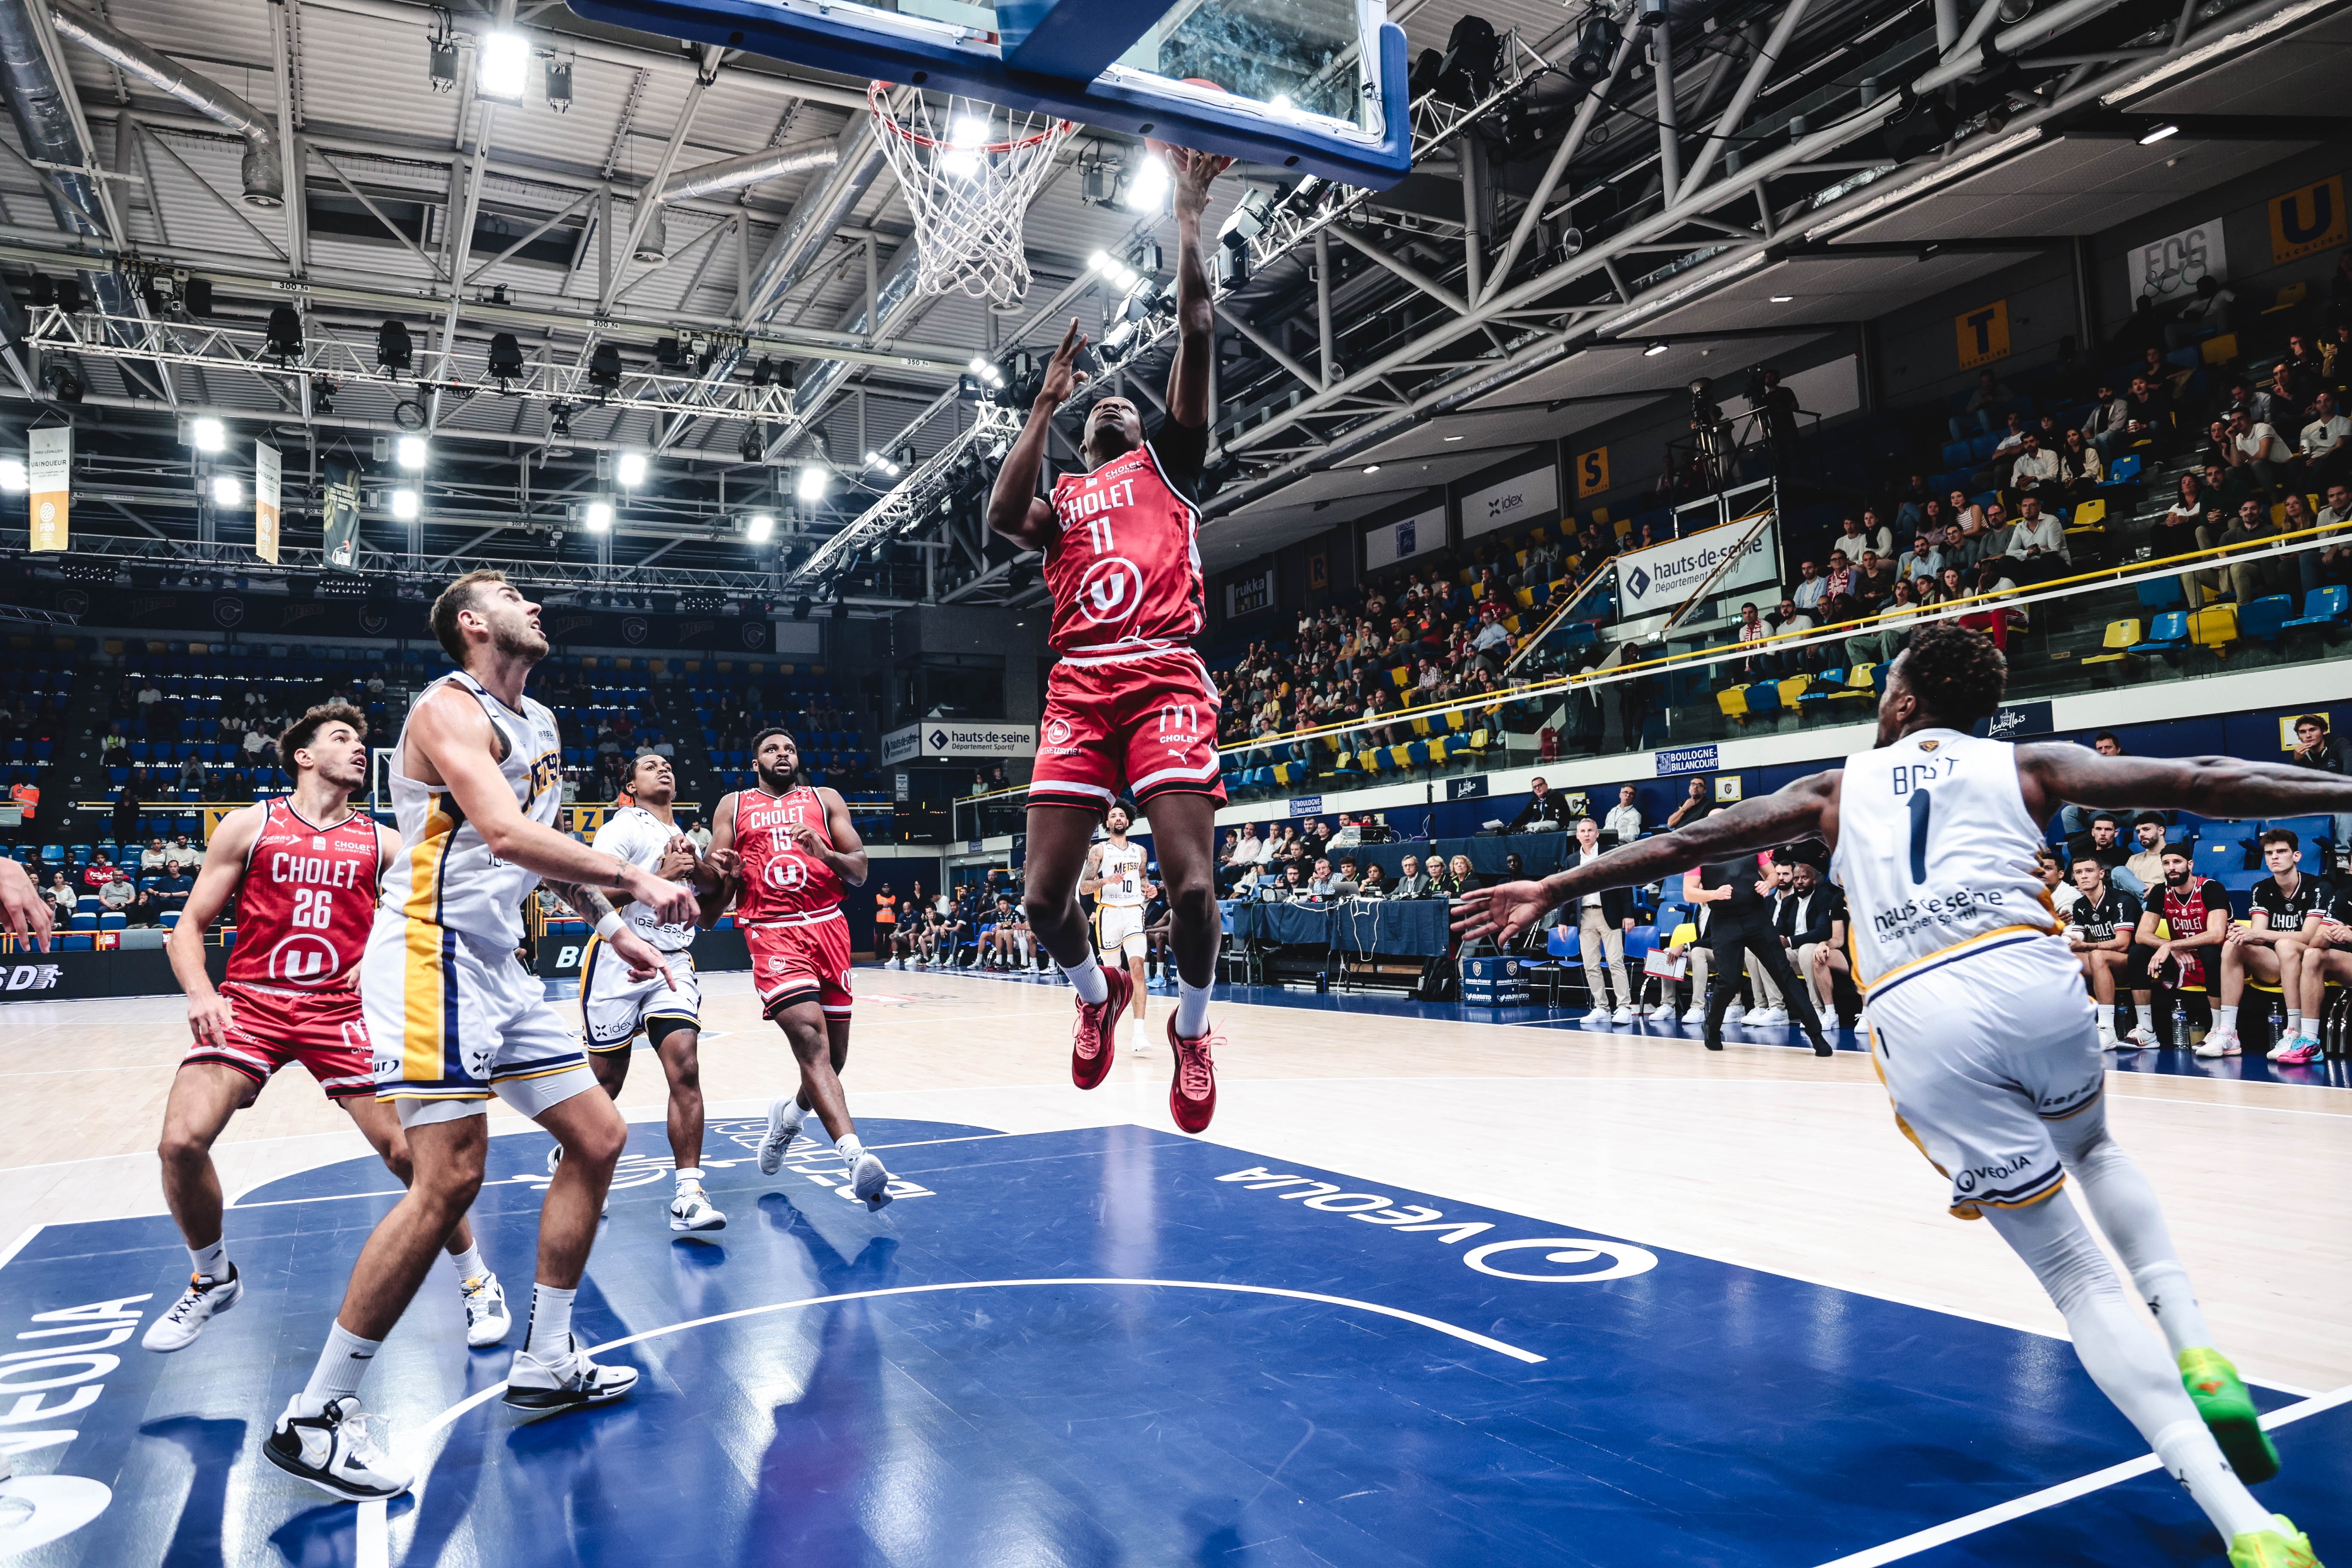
[570,0,1411,186]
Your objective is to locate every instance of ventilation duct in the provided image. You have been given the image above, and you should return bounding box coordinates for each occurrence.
[657,140,839,205]
[49,0,284,206]
[0,0,132,318]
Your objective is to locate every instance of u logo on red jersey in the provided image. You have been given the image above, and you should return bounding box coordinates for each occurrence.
[1077,557,1145,625]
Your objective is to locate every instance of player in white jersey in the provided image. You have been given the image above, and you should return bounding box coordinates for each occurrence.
[266,571,698,1506]
[1457,622,2352,1568]
[1080,805,1157,1056]
[570,751,724,1233]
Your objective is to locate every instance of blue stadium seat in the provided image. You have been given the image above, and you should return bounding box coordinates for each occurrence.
[2135,577,2185,612]
[1743,680,1783,717]
[2239,595,2294,644]
[98,912,126,931]
[2194,841,2244,877]
[2265,815,2333,846]
[2110,454,2143,483]
[70,913,97,930]
[2283,585,2348,632]
[2127,612,2187,655]
[2198,819,2255,842]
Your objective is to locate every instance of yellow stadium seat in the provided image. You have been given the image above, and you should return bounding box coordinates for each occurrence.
[2200,333,2237,365]
[1387,744,1414,773]
[1717,687,1751,721]
[1513,549,1528,569]
[1427,737,1450,766]
[2262,281,2309,315]
[1515,586,1536,609]
[1614,518,1633,539]
[1504,614,1521,634]
[2070,498,2105,529]
[2190,603,2238,654]
[1777,675,1810,709]
[2080,619,2140,667]
[1390,665,1412,689]
[1459,728,1491,754]
[1445,709,1468,732]
[1411,714,1433,737]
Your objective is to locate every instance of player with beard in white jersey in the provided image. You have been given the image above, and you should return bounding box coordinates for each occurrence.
[1080,805,1157,1057]
[264,571,698,1506]
[560,750,725,1232]
[1457,621,2352,1568]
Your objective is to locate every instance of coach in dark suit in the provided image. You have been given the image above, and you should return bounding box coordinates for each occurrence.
[1692,842,1831,1055]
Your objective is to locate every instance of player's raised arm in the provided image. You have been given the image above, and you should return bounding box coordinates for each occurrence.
[2019,747,2352,824]
[987,319,1085,551]
[1159,144,1231,428]
[167,801,267,1048]
[406,683,693,928]
[1454,773,1841,943]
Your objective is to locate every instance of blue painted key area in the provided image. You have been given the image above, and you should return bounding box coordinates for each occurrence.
[0,1115,2329,1565]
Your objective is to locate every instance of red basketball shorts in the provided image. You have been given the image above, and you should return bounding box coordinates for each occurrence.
[183,980,375,1102]
[746,911,854,1019]
[1029,646,1225,812]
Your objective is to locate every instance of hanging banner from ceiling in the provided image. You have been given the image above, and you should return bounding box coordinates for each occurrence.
[28,426,69,553]
[321,463,362,570]
[254,441,282,565]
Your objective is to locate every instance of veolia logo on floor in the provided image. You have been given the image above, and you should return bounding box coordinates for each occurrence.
[881,722,1038,765]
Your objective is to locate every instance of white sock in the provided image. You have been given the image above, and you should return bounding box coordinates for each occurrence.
[2286,1011,2303,1038]
[836,1133,866,1170]
[2153,1418,2278,1540]
[524,1283,575,1359]
[2095,1010,2117,1040]
[190,1238,228,1283]
[448,1240,486,1286]
[2214,1004,2238,1032]
[1176,978,1212,1037]
[1062,952,1109,1004]
[675,1166,703,1190]
[296,1320,380,1417]
[2135,1003,2154,1030]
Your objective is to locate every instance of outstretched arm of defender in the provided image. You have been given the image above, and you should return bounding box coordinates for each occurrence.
[407,685,694,925]
[1454,772,1840,943]
[1158,144,1231,428]
[2021,747,2352,824]
[987,318,1085,551]
[168,802,266,1048]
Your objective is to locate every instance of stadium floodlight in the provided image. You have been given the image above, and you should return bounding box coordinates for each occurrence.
[0,457,24,493]
[190,416,225,453]
[616,450,648,487]
[584,498,613,531]
[1121,150,1170,213]
[796,464,830,504]
[391,486,419,520]
[2138,122,2180,145]
[747,512,775,542]
[479,31,531,101]
[864,450,902,479]
[395,435,428,470]
[940,113,991,180]
[1643,340,1670,357]
[211,474,242,506]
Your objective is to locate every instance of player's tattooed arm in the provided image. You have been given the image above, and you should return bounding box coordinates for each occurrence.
[1077,843,1106,897]
[541,879,619,926]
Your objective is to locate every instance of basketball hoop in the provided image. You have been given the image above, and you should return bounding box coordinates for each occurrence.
[867,81,1076,305]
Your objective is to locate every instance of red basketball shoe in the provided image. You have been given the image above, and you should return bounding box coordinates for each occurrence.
[1167,1016,1220,1133]
[1070,966,1132,1090]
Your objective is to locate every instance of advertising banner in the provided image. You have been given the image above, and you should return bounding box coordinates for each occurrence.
[254,441,282,564]
[881,721,1036,762]
[320,462,362,570]
[1366,506,1443,569]
[1616,514,1777,619]
[1461,464,1558,539]
[28,426,68,552]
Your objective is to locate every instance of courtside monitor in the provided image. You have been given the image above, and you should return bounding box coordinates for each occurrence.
[570,0,1413,187]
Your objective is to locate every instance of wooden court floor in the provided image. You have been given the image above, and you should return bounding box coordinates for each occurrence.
[6,965,2349,1395]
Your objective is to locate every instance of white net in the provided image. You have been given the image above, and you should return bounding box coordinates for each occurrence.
[868,82,1077,305]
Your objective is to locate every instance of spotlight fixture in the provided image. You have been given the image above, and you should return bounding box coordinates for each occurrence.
[940,113,992,180]
[793,597,812,622]
[487,331,525,385]
[548,402,574,440]
[1362,464,1380,475]
[1121,149,1171,213]
[40,364,81,403]
[864,450,902,479]
[796,464,830,504]
[545,52,573,112]
[0,457,24,493]
[2138,122,2180,145]
[1568,14,1622,83]
[1642,340,1670,357]
[747,512,775,542]
[1087,249,1143,293]
[587,341,623,398]
[375,319,413,375]
[584,498,613,531]
[832,596,851,621]
[616,450,647,487]
[265,305,303,360]
[211,474,242,507]
[1769,294,1795,303]
[395,435,428,470]
[478,30,530,101]
[427,25,458,91]
[391,486,419,520]
[190,416,226,453]
[750,356,775,387]
[742,423,767,465]
[310,374,337,415]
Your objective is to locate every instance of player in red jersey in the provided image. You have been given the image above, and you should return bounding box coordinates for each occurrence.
[985,143,1231,1133]
[146,704,509,1354]
[701,727,897,1209]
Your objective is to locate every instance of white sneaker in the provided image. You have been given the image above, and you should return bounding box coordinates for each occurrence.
[2266,1035,2294,1060]
[1647,1001,1676,1022]
[1754,1006,1789,1026]
[502,1335,640,1414]
[143,1265,243,1352]
[759,1095,804,1175]
[544,1143,607,1216]
[2122,1025,2158,1051]
[1610,1005,1635,1025]
[669,1183,726,1232]
[845,1149,894,1212]
[1681,1002,1707,1024]
[2195,1029,2241,1059]
[264,1396,412,1501]
[1724,1003,1748,1026]
[1581,1006,1611,1026]
[462,1271,511,1348]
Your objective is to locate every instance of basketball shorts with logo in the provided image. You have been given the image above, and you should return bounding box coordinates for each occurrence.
[1095,903,1147,959]
[1862,931,2104,1220]
[746,912,853,1019]
[362,913,596,1127]
[582,935,701,1052]
[1029,648,1224,811]
[183,980,376,1104]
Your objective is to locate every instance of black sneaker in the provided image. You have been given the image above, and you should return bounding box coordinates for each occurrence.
[263,1396,412,1502]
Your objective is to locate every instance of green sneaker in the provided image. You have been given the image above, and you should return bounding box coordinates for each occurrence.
[2228,1514,2320,1568]
[2181,1347,2281,1484]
